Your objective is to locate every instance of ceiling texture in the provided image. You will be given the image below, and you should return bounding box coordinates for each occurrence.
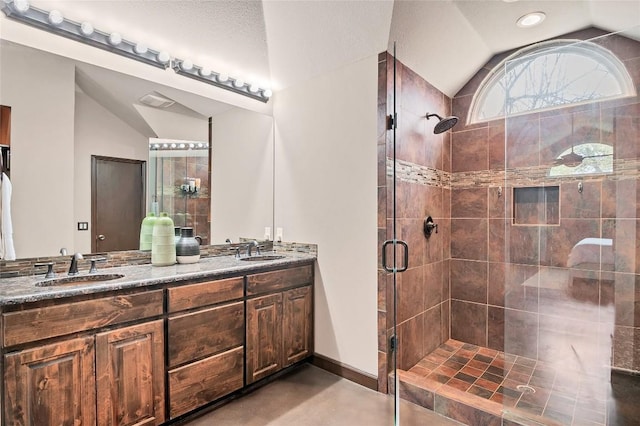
[18,0,640,98]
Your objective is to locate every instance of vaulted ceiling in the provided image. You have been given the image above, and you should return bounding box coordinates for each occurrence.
[8,1,640,98]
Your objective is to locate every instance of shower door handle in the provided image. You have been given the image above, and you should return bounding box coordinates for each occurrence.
[382,239,409,273]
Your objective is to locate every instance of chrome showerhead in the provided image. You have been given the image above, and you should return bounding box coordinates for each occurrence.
[426,113,459,134]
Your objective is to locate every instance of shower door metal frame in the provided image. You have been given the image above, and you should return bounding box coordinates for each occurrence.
[380,43,409,426]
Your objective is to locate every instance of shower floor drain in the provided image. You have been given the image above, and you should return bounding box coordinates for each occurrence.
[516,384,536,394]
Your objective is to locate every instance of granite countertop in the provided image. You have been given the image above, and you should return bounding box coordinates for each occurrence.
[0,252,316,306]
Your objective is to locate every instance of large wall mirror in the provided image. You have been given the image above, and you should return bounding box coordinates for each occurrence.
[0,40,274,259]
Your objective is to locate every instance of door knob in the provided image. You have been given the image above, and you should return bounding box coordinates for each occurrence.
[97,234,106,241]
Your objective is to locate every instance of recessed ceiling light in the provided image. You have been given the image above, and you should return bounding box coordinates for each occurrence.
[516,11,546,28]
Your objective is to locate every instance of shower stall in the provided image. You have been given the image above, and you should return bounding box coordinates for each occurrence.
[379,27,640,425]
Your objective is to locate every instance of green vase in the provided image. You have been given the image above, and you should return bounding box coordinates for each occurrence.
[139,212,157,251]
[151,213,176,266]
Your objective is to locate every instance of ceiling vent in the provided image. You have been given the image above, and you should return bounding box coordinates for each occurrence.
[138,93,175,108]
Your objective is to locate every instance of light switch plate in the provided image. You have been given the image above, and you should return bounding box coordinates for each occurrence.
[77,222,89,231]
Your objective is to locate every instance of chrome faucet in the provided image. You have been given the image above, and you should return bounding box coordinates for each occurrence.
[68,253,83,275]
[246,240,261,257]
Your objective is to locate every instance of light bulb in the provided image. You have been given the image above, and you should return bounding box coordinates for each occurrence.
[162,143,169,148]
[197,143,203,148]
[179,143,186,149]
[263,89,273,98]
[157,51,170,64]
[108,32,122,46]
[80,21,94,36]
[14,0,29,13]
[199,67,211,77]
[134,43,148,55]
[152,144,160,149]
[189,143,195,149]
[48,10,64,26]
[217,73,229,83]
[232,78,244,88]
[249,84,260,93]
[180,59,193,71]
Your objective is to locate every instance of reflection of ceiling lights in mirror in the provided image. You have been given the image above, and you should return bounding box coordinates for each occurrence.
[150,139,208,151]
[1,0,272,102]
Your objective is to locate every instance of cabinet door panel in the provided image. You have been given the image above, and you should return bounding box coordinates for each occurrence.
[96,320,165,426]
[283,286,313,367]
[246,293,282,384]
[3,336,96,426]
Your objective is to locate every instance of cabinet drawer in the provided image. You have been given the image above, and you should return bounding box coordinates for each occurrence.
[3,290,163,347]
[247,265,313,296]
[169,346,244,419]
[168,301,244,368]
[168,277,244,312]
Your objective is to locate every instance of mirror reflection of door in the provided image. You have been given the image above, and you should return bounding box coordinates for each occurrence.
[91,156,146,252]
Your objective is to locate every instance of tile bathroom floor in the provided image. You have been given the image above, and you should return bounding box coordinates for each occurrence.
[184,363,461,426]
[404,339,640,426]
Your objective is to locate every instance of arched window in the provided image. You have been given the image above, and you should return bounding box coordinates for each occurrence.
[469,40,636,123]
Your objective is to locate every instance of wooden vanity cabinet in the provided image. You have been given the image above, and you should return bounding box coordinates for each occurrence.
[2,260,315,425]
[3,336,96,426]
[2,290,165,426]
[167,277,245,419]
[96,320,165,426]
[246,265,313,384]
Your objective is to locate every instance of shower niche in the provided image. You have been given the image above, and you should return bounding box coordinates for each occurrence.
[512,186,559,225]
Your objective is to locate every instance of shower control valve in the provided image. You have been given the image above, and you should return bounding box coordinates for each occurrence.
[423,216,438,238]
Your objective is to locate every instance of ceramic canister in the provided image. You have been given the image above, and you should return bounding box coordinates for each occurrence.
[176,227,201,264]
[139,212,157,251]
[151,212,176,266]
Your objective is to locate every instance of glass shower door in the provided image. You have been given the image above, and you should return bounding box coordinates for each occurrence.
[501,28,640,425]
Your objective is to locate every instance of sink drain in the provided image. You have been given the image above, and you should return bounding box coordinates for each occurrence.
[516,384,536,394]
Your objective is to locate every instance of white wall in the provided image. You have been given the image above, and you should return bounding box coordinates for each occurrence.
[211,108,273,244]
[135,105,208,141]
[73,90,149,253]
[0,42,75,258]
[274,55,378,375]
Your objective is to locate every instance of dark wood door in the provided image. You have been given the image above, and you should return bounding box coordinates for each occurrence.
[283,286,313,367]
[92,156,146,253]
[3,336,96,426]
[96,320,165,426]
[246,293,283,384]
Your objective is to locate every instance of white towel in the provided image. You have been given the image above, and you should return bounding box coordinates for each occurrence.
[0,172,16,260]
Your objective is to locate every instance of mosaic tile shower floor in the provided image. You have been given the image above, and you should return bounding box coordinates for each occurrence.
[399,339,639,425]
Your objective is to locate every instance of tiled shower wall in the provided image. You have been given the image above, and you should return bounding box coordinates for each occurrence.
[449,28,640,372]
[154,155,211,244]
[377,52,452,391]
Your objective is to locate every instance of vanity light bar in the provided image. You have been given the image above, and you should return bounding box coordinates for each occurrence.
[172,59,271,103]
[1,1,273,102]
[1,1,170,69]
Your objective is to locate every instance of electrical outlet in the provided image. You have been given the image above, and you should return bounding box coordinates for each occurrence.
[77,222,89,231]
[276,227,283,242]
[264,227,271,240]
